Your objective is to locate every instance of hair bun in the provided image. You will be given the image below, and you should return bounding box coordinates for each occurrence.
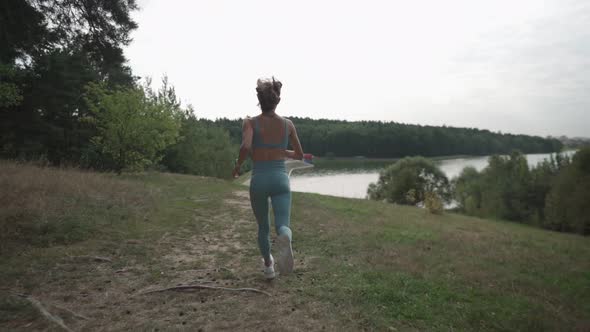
[256,76,282,112]
[272,77,282,94]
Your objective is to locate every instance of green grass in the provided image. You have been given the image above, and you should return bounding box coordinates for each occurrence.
[291,193,590,331]
[1,162,589,331]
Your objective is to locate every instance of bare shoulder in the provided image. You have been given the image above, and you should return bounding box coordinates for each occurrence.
[284,117,296,130]
[242,116,253,128]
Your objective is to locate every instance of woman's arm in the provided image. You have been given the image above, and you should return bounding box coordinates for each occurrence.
[232,117,253,178]
[286,120,304,160]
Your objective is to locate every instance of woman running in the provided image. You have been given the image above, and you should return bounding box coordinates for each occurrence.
[232,77,304,279]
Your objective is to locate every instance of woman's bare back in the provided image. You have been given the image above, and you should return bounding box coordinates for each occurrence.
[248,114,303,162]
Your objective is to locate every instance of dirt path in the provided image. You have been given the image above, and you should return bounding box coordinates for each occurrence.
[4,190,343,331]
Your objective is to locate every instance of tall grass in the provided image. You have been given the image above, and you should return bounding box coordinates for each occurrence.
[0,160,153,254]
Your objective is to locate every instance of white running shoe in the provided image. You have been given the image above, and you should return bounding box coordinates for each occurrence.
[276,234,294,275]
[262,254,276,280]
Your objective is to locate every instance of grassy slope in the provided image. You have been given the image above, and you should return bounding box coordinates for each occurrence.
[293,194,589,331]
[1,163,588,331]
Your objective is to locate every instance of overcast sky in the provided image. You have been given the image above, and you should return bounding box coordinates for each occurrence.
[125,0,589,138]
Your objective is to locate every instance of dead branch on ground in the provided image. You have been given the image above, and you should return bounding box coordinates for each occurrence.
[70,255,112,262]
[141,284,271,297]
[16,294,74,332]
[51,304,89,320]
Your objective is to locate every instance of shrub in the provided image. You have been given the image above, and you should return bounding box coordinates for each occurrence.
[424,191,444,214]
[367,156,451,206]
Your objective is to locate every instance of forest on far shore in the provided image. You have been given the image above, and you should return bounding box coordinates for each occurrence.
[214,117,563,158]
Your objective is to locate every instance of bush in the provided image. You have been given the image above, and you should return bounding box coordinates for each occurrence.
[424,191,444,214]
[367,156,451,207]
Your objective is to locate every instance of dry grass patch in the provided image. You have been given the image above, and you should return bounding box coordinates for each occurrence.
[0,160,154,253]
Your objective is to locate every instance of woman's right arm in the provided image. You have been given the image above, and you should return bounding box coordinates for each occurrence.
[233,118,253,178]
[285,120,304,160]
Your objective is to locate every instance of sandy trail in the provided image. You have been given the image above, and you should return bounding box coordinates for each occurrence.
[5,190,343,331]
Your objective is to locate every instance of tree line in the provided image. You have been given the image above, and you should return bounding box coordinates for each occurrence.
[0,0,564,179]
[0,0,236,177]
[215,117,563,158]
[453,148,589,235]
[368,148,590,235]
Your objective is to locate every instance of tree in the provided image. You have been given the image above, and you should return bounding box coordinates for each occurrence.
[453,152,533,221]
[452,151,575,230]
[452,166,483,216]
[478,152,532,221]
[544,147,590,234]
[528,153,571,223]
[0,0,139,164]
[0,64,23,108]
[162,109,236,179]
[84,81,180,173]
[367,156,451,207]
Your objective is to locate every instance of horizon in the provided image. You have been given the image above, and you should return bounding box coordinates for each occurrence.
[125,0,590,138]
[198,114,588,140]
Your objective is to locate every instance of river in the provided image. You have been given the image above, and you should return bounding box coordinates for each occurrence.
[289,151,576,199]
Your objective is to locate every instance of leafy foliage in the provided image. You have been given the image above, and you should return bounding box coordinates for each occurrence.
[454,152,535,221]
[452,166,483,215]
[424,191,444,215]
[0,0,241,178]
[0,64,23,108]
[162,109,236,179]
[368,157,451,208]
[544,147,590,234]
[84,81,181,173]
[0,0,138,164]
[451,150,590,235]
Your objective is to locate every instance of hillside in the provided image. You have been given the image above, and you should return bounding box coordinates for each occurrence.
[1,161,588,331]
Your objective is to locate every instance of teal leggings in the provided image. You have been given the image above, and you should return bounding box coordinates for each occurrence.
[249,161,292,261]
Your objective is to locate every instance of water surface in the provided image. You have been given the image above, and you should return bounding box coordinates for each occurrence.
[290,151,576,199]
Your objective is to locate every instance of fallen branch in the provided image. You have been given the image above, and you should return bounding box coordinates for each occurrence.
[71,255,112,263]
[141,284,271,297]
[51,304,89,321]
[183,267,231,273]
[156,232,169,250]
[19,295,74,332]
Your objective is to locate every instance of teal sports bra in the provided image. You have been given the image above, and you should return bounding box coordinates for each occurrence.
[252,117,289,149]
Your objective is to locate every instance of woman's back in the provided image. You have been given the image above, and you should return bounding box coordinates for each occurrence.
[250,115,291,162]
[252,115,289,149]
